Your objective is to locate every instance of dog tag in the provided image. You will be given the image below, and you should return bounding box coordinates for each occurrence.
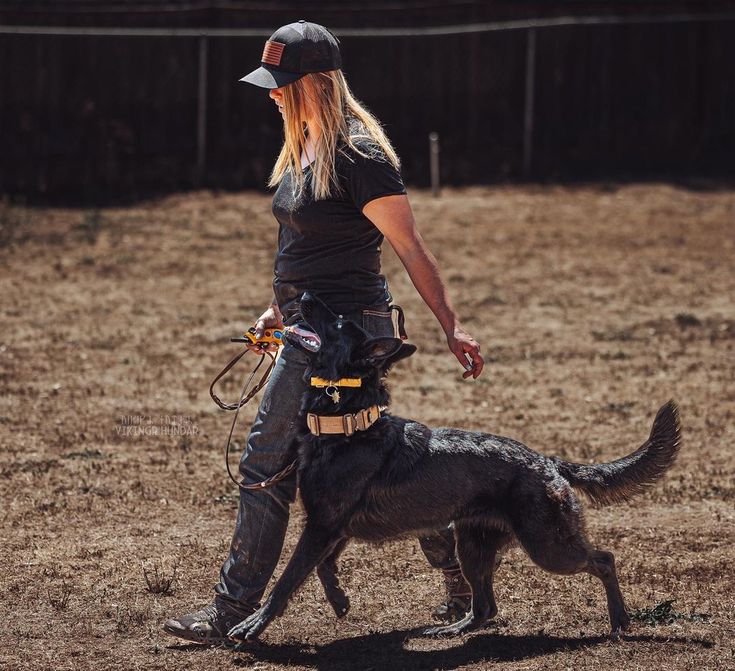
[325,386,340,404]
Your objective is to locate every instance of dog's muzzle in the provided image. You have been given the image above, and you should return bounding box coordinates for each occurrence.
[284,324,322,352]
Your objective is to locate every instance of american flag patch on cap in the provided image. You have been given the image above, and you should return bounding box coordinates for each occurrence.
[262,40,285,66]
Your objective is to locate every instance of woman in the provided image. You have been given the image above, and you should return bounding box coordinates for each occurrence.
[163,20,484,645]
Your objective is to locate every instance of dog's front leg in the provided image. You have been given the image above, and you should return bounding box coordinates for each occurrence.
[228,524,340,643]
[317,537,350,617]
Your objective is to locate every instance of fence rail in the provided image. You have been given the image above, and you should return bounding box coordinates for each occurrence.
[2,12,735,36]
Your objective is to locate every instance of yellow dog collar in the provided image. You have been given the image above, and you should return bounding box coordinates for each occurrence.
[310,377,362,388]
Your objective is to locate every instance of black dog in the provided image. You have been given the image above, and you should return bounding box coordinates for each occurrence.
[228,293,681,642]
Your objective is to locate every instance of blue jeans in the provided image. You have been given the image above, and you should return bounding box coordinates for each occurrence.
[214,306,457,610]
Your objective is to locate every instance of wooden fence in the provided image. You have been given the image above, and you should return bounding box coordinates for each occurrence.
[1,13,734,203]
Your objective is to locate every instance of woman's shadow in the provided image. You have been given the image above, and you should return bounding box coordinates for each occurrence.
[220,626,714,671]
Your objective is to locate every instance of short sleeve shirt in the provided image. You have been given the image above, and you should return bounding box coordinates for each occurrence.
[271,132,406,318]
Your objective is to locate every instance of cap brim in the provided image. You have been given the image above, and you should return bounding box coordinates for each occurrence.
[239,66,305,89]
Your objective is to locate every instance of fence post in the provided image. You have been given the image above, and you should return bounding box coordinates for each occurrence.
[429,131,440,197]
[196,35,208,185]
[522,27,537,178]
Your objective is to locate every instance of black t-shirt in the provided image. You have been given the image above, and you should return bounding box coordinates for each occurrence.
[271,133,407,318]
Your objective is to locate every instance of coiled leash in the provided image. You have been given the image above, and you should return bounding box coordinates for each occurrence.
[209,327,298,491]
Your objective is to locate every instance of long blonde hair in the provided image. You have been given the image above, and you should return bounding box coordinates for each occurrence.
[267,69,401,200]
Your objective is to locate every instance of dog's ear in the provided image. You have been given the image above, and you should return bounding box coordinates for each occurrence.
[357,337,416,367]
[385,342,417,368]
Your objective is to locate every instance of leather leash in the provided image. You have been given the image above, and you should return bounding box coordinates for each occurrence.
[210,348,298,491]
[209,347,274,411]
[210,303,406,492]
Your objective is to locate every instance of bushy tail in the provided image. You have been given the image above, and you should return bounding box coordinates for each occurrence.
[554,401,681,506]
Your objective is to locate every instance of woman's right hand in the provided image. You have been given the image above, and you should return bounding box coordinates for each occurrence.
[248,303,284,353]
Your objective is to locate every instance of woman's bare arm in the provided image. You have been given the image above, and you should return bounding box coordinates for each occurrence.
[363,194,484,379]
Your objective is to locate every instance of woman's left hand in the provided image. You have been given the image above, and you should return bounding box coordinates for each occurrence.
[447,325,484,379]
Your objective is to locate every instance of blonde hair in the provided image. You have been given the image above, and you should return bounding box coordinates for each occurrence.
[267,69,401,200]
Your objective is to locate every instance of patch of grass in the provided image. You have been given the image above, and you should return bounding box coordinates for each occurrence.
[177,434,192,453]
[630,599,710,627]
[599,350,631,360]
[75,210,104,245]
[0,209,17,247]
[114,604,150,634]
[0,207,30,247]
[675,313,702,328]
[214,492,239,506]
[591,328,636,342]
[63,448,105,460]
[1,458,59,478]
[142,557,180,595]
[48,580,72,611]
[603,401,635,416]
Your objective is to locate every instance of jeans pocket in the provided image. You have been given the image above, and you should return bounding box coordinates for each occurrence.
[362,308,396,338]
[280,337,310,367]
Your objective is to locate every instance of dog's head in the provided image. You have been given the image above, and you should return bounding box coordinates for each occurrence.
[285,292,416,383]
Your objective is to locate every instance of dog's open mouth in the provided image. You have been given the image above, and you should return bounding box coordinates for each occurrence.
[285,324,321,352]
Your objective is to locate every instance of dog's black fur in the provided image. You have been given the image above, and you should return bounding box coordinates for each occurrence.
[228,293,681,642]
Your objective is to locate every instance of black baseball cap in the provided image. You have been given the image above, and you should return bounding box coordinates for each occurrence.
[240,20,342,90]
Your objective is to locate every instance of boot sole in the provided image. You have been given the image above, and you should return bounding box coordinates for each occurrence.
[162,622,233,646]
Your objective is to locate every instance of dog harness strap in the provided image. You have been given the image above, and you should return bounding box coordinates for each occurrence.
[306,405,383,436]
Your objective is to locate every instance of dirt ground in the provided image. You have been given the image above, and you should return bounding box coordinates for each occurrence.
[1,183,733,671]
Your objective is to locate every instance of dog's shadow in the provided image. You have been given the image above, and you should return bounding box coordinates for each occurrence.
[226,627,714,670]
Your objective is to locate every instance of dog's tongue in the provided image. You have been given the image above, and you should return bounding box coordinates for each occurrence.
[286,324,321,352]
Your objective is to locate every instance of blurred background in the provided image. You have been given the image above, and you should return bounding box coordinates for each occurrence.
[1,0,734,204]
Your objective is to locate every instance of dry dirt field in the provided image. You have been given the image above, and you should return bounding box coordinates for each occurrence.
[1,183,733,671]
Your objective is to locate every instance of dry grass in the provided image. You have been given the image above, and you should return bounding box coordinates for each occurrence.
[1,183,734,670]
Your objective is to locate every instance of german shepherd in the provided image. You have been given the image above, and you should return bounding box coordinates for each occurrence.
[228,293,681,642]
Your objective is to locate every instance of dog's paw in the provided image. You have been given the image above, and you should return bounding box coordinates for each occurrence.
[227,610,271,642]
[610,611,631,637]
[422,613,487,638]
[422,620,470,638]
[422,623,464,638]
[328,590,350,618]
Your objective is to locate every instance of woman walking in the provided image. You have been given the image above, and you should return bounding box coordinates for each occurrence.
[163,20,484,645]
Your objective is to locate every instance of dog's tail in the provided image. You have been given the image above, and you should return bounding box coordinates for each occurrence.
[553,400,681,507]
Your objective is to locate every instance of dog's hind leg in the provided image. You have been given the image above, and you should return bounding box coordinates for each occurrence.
[511,493,630,635]
[228,524,342,642]
[423,523,509,637]
[585,549,630,634]
[317,537,350,618]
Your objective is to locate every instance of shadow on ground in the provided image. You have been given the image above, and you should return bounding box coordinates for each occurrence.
[168,628,714,670]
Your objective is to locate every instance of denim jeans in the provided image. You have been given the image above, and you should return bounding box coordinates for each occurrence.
[215,306,457,610]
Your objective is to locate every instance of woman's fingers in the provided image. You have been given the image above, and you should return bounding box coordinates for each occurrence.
[450,336,484,379]
[254,319,266,339]
[253,305,284,339]
[462,344,484,379]
[246,309,283,354]
[452,347,472,371]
